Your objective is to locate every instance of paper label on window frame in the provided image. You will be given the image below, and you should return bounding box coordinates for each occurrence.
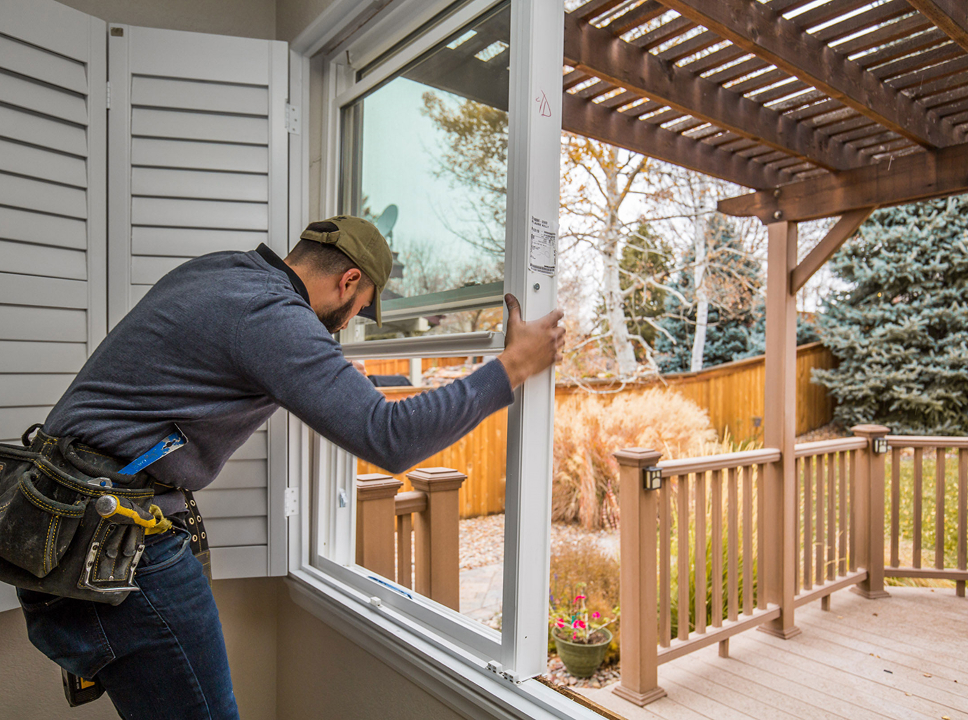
[528,215,557,276]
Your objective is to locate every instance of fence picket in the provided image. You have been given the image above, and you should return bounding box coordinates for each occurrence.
[959,448,967,598]
[816,452,824,587]
[838,451,847,576]
[827,454,835,581]
[804,455,813,591]
[660,477,672,647]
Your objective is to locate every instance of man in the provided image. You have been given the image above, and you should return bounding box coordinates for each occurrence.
[17,216,564,719]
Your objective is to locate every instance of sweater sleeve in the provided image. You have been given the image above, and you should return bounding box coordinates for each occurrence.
[235,289,515,473]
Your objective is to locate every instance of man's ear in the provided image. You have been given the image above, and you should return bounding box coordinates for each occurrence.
[338,268,362,298]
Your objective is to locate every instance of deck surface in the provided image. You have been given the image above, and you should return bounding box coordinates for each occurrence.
[578,586,968,720]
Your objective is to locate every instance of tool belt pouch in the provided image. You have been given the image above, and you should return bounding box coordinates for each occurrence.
[0,428,154,605]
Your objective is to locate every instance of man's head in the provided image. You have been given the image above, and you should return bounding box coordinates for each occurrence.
[285,217,392,334]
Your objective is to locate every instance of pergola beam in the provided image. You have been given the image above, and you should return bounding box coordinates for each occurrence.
[790,208,873,293]
[717,142,968,222]
[658,0,961,149]
[907,0,968,54]
[562,93,786,190]
[562,15,864,172]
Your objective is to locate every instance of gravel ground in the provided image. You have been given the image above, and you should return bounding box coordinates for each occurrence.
[459,514,619,571]
[459,513,621,688]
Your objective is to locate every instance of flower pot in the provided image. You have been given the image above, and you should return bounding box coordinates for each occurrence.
[553,627,612,678]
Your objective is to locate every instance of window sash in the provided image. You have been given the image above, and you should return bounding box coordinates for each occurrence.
[295,0,562,681]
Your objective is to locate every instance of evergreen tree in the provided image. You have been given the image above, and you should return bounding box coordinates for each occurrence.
[813,196,968,434]
[656,214,762,372]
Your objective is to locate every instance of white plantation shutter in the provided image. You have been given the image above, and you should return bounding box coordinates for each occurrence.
[0,0,107,611]
[107,25,290,580]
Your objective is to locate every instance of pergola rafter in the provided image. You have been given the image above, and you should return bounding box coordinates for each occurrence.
[907,0,968,55]
[656,0,962,150]
[562,14,864,172]
[562,92,787,189]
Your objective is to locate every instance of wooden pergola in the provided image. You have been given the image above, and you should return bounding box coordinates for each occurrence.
[561,0,968,703]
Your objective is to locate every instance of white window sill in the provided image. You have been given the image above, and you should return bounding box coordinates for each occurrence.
[285,569,601,720]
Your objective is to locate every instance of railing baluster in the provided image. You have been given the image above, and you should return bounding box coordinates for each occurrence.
[936,447,946,571]
[743,464,753,615]
[678,474,691,641]
[711,469,723,629]
[756,463,766,611]
[891,447,900,568]
[795,458,801,594]
[727,467,738,622]
[696,471,707,634]
[804,454,813,590]
[838,451,847,577]
[959,448,967,598]
[914,447,923,569]
[849,449,857,573]
[397,514,413,589]
[827,453,836,582]
[661,476,672,647]
[816,451,825,588]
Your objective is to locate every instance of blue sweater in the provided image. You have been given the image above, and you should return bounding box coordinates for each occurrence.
[45,245,514,515]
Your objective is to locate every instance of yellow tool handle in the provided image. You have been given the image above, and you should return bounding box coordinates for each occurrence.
[95,494,157,529]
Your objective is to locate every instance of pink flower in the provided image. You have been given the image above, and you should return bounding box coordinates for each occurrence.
[575,594,586,601]
[555,619,566,628]
[591,611,601,619]
[572,633,578,640]
[573,619,587,629]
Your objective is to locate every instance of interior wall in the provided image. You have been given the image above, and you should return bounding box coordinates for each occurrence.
[55,0,276,39]
[275,583,465,720]
[0,578,278,720]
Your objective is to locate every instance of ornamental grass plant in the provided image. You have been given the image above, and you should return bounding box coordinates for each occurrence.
[552,388,718,530]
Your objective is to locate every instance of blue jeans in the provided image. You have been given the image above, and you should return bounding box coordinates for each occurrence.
[18,527,240,720]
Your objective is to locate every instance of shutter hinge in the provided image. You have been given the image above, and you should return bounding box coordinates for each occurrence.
[106,81,111,110]
[285,103,300,135]
[284,487,299,517]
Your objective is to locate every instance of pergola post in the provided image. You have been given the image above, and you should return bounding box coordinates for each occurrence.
[759,220,802,640]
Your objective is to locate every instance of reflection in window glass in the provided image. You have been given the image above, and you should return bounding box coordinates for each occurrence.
[341,3,510,339]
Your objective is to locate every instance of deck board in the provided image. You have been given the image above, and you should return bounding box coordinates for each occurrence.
[578,587,968,720]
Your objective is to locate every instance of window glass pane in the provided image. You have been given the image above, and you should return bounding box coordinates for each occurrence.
[353,356,507,632]
[341,3,510,331]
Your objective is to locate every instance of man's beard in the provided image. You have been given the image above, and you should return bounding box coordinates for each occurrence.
[318,293,358,334]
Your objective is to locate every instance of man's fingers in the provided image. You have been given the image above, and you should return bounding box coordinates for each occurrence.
[504,293,522,325]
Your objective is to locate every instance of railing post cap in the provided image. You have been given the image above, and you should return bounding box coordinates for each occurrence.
[356,474,404,500]
[851,424,891,438]
[613,448,663,468]
[407,467,467,493]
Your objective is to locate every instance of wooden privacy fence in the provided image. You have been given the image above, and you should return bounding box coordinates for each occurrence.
[557,342,835,443]
[613,426,968,706]
[357,386,507,519]
[360,344,835,520]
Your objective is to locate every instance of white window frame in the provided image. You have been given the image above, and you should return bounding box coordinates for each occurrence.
[286,0,569,692]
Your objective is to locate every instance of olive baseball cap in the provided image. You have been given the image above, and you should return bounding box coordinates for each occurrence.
[299,216,392,326]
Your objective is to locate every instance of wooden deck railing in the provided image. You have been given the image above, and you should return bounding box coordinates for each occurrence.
[884,436,968,597]
[614,426,967,706]
[355,467,466,610]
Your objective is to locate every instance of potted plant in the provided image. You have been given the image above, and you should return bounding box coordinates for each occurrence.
[549,583,616,678]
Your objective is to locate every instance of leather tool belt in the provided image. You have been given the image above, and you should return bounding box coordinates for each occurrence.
[0,426,158,605]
